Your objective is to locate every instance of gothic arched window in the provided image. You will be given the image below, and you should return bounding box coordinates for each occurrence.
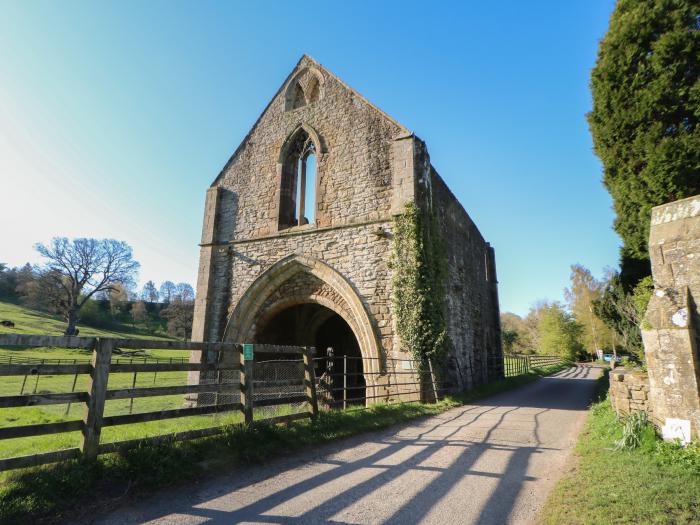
[291,83,306,110]
[279,129,317,229]
[284,67,323,111]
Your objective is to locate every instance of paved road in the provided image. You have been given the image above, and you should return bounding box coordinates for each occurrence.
[89,365,601,525]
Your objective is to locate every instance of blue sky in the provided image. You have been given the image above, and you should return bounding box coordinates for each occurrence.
[0,1,618,316]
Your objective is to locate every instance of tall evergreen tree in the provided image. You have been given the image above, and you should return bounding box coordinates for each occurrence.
[589,0,700,286]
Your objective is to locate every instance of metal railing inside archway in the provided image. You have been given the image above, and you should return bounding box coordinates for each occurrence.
[313,353,446,410]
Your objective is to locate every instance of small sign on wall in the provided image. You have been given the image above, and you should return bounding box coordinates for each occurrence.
[662,417,691,444]
[243,344,254,361]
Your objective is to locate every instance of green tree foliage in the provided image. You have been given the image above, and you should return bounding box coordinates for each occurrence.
[78,299,114,328]
[390,203,447,362]
[537,303,585,361]
[565,265,615,356]
[593,272,654,359]
[0,263,36,302]
[501,328,519,354]
[0,263,19,300]
[500,312,538,354]
[16,268,65,314]
[589,0,700,285]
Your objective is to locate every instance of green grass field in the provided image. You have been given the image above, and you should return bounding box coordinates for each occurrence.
[0,301,248,461]
[0,300,170,341]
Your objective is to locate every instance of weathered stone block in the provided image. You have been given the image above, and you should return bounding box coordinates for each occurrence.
[642,194,700,441]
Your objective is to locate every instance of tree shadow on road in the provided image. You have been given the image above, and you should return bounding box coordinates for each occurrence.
[97,365,600,525]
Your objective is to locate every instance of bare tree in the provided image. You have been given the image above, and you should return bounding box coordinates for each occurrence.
[161,282,195,340]
[35,238,140,335]
[159,281,176,303]
[175,282,195,302]
[161,297,194,340]
[141,280,159,303]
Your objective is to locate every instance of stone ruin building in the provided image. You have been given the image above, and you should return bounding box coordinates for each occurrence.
[191,55,503,402]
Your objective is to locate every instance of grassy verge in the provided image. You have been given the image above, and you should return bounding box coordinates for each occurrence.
[0,365,564,524]
[540,372,700,525]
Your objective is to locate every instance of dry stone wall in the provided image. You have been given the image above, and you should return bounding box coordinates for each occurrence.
[609,368,654,421]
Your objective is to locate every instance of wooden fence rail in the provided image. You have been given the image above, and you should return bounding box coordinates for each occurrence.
[502,354,565,377]
[0,334,318,471]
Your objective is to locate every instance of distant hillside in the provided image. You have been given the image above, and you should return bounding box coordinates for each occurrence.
[0,301,171,340]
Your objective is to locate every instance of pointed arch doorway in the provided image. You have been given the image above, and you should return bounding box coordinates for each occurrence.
[253,303,366,406]
[223,254,381,405]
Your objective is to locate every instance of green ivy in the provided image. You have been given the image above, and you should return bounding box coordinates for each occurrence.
[390,202,448,364]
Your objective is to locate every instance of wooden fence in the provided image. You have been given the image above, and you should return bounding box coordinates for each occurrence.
[0,334,317,472]
[1,335,551,472]
[503,354,565,377]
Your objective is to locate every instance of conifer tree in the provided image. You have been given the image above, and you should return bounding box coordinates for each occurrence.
[589,0,700,286]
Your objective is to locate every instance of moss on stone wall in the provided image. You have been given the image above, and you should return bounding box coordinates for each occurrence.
[390,202,448,363]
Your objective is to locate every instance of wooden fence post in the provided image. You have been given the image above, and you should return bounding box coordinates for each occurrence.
[81,338,112,459]
[240,344,254,425]
[303,347,318,418]
[428,359,439,403]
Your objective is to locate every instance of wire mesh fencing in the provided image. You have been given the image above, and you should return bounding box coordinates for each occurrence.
[253,358,307,420]
[313,352,446,411]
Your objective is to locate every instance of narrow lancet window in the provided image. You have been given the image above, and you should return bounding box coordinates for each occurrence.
[279,130,317,230]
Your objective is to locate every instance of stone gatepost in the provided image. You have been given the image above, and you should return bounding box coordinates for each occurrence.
[642,195,700,442]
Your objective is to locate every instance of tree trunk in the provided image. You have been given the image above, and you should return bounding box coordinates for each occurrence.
[65,308,79,336]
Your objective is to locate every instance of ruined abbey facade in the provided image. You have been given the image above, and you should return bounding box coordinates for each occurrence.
[192,55,502,398]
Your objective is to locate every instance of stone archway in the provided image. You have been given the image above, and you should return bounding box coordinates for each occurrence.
[224,254,383,383]
[252,302,367,406]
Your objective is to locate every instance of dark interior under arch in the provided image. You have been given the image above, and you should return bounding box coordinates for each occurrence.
[253,303,366,405]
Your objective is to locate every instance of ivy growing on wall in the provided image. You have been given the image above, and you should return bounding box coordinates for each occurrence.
[390,202,448,363]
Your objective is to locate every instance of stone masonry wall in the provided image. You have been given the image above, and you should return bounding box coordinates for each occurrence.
[609,368,654,422]
[212,57,405,243]
[413,139,503,391]
[192,56,503,398]
[226,222,394,354]
[195,56,404,356]
[642,194,700,440]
